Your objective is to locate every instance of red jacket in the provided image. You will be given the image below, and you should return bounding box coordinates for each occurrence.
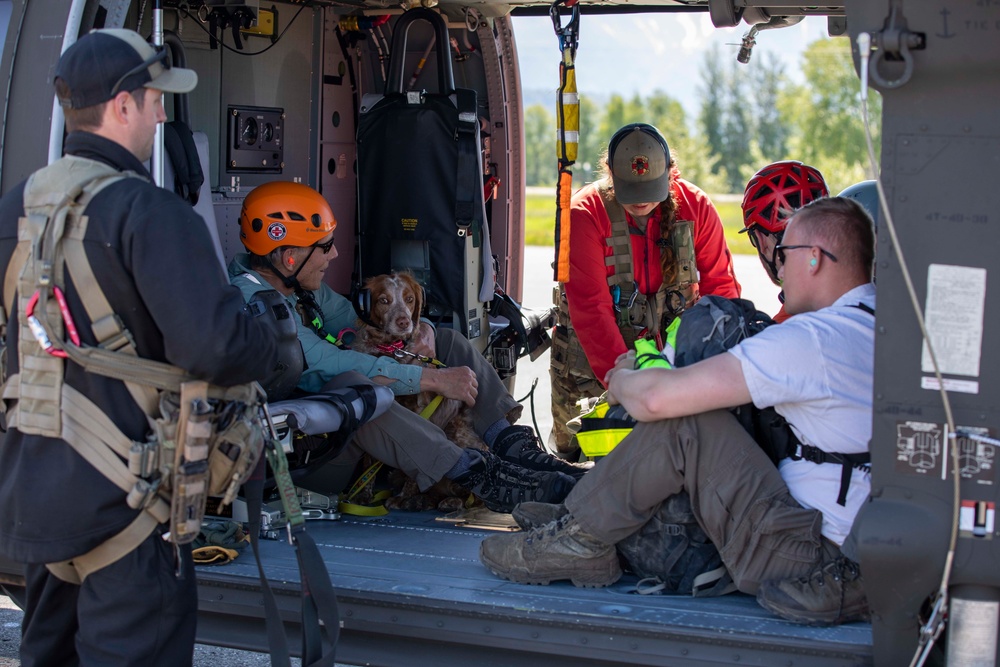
[564,177,741,384]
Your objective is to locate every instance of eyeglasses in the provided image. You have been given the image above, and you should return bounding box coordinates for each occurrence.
[774,244,839,265]
[109,45,169,98]
[746,225,770,252]
[312,237,335,254]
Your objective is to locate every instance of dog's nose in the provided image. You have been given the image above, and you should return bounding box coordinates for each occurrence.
[395,315,411,330]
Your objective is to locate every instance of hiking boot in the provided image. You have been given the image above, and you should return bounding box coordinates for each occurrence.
[453,451,576,514]
[479,514,622,587]
[756,555,871,626]
[493,425,593,480]
[511,502,567,531]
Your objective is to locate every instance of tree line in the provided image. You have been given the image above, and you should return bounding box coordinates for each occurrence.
[523,36,882,195]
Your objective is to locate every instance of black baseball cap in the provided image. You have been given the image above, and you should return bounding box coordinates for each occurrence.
[55,28,197,109]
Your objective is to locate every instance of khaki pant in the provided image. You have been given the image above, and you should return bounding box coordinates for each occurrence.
[337,328,522,491]
[566,409,839,594]
[548,368,603,456]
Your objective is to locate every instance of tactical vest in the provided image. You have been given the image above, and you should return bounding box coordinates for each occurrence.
[551,181,697,379]
[1,156,268,584]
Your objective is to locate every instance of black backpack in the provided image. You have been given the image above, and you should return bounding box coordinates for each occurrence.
[616,491,735,597]
[672,295,800,465]
[615,296,793,595]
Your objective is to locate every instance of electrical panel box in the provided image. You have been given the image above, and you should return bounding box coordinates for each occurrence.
[227,105,284,172]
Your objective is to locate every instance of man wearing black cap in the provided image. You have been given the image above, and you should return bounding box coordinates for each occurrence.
[549,123,742,456]
[0,29,276,666]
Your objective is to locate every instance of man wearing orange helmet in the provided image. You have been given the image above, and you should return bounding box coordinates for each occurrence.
[740,161,829,322]
[229,181,586,513]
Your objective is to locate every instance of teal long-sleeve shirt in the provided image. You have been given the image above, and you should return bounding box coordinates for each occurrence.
[228,254,423,395]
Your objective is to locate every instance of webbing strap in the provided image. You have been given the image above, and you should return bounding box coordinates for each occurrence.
[338,460,389,516]
[454,88,479,238]
[252,442,342,667]
[60,384,170,523]
[793,444,871,507]
[554,169,573,282]
[598,184,635,288]
[62,177,159,414]
[691,565,737,598]
[244,464,296,667]
[2,239,28,321]
[45,511,159,585]
[551,0,579,283]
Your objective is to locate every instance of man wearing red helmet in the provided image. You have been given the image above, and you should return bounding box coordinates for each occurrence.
[550,124,742,456]
[740,161,830,322]
[229,181,587,514]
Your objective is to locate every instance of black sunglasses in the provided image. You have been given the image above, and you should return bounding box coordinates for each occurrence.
[774,244,839,265]
[109,45,169,98]
[312,237,335,254]
[746,225,772,252]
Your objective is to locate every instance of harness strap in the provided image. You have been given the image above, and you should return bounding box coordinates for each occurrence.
[454,88,479,238]
[551,0,579,283]
[296,288,346,347]
[33,382,170,583]
[598,182,635,288]
[62,174,160,414]
[46,511,160,585]
[793,444,872,507]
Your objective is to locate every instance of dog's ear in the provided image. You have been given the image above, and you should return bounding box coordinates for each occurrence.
[401,272,424,321]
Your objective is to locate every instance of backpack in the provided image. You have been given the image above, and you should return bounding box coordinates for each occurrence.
[573,296,786,595]
[671,296,774,367]
[616,491,736,597]
[670,296,800,466]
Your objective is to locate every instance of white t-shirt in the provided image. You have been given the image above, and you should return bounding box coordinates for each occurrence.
[727,283,876,545]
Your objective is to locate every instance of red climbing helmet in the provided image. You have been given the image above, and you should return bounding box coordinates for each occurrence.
[741,161,829,235]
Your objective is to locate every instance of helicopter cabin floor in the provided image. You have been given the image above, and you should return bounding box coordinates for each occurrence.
[192,509,873,667]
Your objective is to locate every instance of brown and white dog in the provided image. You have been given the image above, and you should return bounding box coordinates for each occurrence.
[352,272,486,511]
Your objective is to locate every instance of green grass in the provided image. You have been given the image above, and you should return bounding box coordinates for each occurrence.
[524,191,755,255]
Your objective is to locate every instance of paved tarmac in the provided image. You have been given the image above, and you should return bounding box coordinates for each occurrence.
[0,250,777,666]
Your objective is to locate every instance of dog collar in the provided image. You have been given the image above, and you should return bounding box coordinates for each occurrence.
[375,340,406,356]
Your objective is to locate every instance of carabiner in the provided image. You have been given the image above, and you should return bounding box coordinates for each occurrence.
[52,286,81,348]
[23,288,80,358]
[625,282,640,310]
[549,0,580,55]
[610,284,622,313]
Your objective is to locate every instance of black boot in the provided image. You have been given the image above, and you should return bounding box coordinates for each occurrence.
[492,425,593,479]
[452,450,577,514]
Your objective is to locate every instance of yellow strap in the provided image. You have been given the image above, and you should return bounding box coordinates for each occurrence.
[419,394,444,420]
[555,60,579,164]
[338,490,392,517]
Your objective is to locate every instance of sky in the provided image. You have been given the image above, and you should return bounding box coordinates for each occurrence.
[511,12,832,119]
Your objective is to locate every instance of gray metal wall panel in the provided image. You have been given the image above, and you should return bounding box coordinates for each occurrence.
[219,11,316,188]
[845,0,1000,663]
[0,0,66,194]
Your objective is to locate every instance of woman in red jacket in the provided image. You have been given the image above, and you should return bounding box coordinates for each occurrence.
[549,123,741,456]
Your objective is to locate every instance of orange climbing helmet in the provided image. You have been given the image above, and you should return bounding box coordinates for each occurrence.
[239,181,336,255]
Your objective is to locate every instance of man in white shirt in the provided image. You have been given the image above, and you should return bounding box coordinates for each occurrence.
[479,196,876,626]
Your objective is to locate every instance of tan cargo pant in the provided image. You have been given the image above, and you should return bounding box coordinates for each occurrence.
[317,328,523,492]
[565,409,840,594]
[548,368,603,456]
